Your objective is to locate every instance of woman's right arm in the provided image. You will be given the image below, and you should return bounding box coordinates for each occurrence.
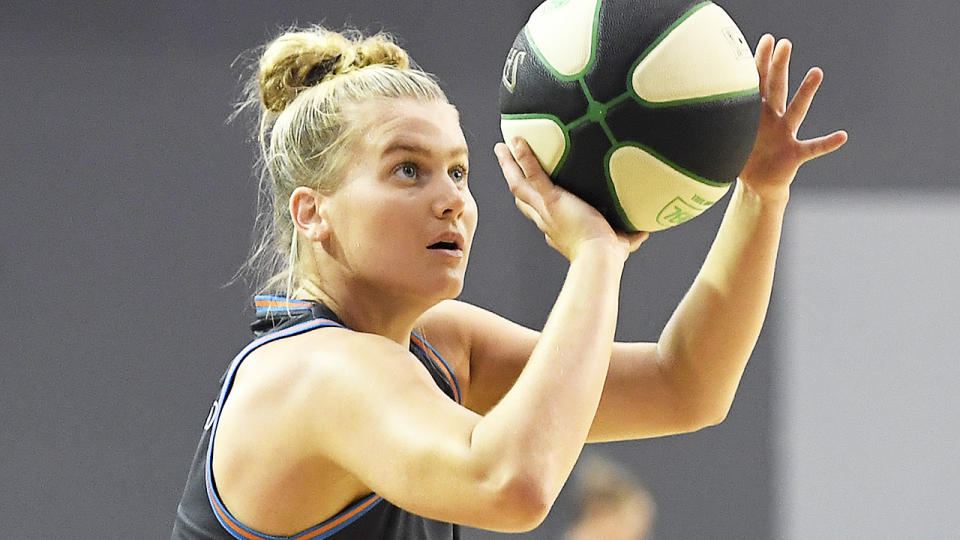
[303,139,645,532]
[304,244,621,532]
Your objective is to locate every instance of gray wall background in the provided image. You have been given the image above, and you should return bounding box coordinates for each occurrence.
[0,1,956,538]
[776,195,960,538]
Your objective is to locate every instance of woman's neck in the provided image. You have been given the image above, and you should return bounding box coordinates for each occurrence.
[293,278,428,347]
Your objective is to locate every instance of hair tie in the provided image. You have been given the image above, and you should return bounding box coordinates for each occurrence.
[304,54,342,86]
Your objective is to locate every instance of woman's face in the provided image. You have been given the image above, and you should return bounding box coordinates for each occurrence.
[321,98,478,304]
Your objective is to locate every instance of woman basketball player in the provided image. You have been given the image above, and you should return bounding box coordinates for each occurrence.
[172,27,846,539]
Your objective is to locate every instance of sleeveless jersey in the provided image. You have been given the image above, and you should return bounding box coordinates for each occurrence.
[172,296,463,540]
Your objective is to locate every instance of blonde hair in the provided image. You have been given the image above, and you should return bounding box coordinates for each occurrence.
[573,456,655,520]
[235,26,448,296]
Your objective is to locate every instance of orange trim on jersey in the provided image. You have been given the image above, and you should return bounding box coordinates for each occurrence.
[410,333,461,404]
[297,495,383,540]
[207,481,383,540]
[255,299,314,309]
[206,481,266,540]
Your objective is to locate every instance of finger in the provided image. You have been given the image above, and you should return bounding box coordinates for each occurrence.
[509,137,555,194]
[494,142,524,195]
[785,67,823,133]
[514,197,547,231]
[494,141,519,178]
[768,38,792,113]
[799,130,848,162]
[754,34,775,98]
[496,142,544,209]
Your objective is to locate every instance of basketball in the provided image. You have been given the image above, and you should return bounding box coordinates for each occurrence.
[500,0,761,232]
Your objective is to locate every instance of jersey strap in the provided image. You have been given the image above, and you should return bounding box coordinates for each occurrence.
[411,332,462,404]
[253,294,316,315]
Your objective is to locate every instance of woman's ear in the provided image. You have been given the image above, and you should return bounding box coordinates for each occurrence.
[289,186,330,242]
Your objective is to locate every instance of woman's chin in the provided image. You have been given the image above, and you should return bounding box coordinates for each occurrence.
[425,273,466,302]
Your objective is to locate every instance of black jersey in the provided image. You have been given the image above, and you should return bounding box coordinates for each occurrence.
[172,296,463,540]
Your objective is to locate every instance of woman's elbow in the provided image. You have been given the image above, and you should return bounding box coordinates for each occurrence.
[480,469,554,532]
[689,400,733,431]
[670,396,733,434]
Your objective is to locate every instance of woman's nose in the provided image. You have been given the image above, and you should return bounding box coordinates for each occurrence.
[433,176,466,219]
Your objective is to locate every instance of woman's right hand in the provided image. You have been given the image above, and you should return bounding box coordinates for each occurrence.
[494,138,648,262]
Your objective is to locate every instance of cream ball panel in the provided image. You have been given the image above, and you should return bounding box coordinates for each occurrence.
[526,0,600,77]
[500,117,567,176]
[632,3,759,103]
[608,146,732,232]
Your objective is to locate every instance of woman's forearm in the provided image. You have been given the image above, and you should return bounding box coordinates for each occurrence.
[470,242,625,506]
[657,181,788,423]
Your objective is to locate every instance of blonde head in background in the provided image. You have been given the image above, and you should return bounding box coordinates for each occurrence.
[565,456,656,540]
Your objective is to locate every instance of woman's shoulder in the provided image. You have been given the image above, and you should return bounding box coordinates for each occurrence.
[418,300,478,359]
[242,323,404,380]
[418,299,529,349]
[212,325,417,531]
[418,300,471,338]
[225,325,437,435]
[233,302,480,407]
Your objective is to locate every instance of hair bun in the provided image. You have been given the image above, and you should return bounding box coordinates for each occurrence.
[257,28,410,114]
[258,29,350,113]
[353,36,409,70]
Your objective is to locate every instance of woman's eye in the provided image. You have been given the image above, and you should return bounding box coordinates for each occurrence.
[396,163,418,179]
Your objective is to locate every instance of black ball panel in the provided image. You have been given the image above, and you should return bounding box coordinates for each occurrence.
[605,93,761,184]
[499,29,588,124]
[560,122,632,231]
[586,0,704,103]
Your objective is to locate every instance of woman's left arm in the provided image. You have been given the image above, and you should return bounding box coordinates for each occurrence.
[432,35,847,442]
[591,35,848,440]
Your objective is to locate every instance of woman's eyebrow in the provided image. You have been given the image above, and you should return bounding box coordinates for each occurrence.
[382,139,468,160]
[382,140,431,157]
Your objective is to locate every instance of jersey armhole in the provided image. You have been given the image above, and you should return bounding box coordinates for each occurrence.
[410,331,463,404]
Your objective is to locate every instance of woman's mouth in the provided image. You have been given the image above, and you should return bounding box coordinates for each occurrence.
[427,232,465,257]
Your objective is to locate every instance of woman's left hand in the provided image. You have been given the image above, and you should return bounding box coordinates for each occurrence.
[738,34,848,202]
